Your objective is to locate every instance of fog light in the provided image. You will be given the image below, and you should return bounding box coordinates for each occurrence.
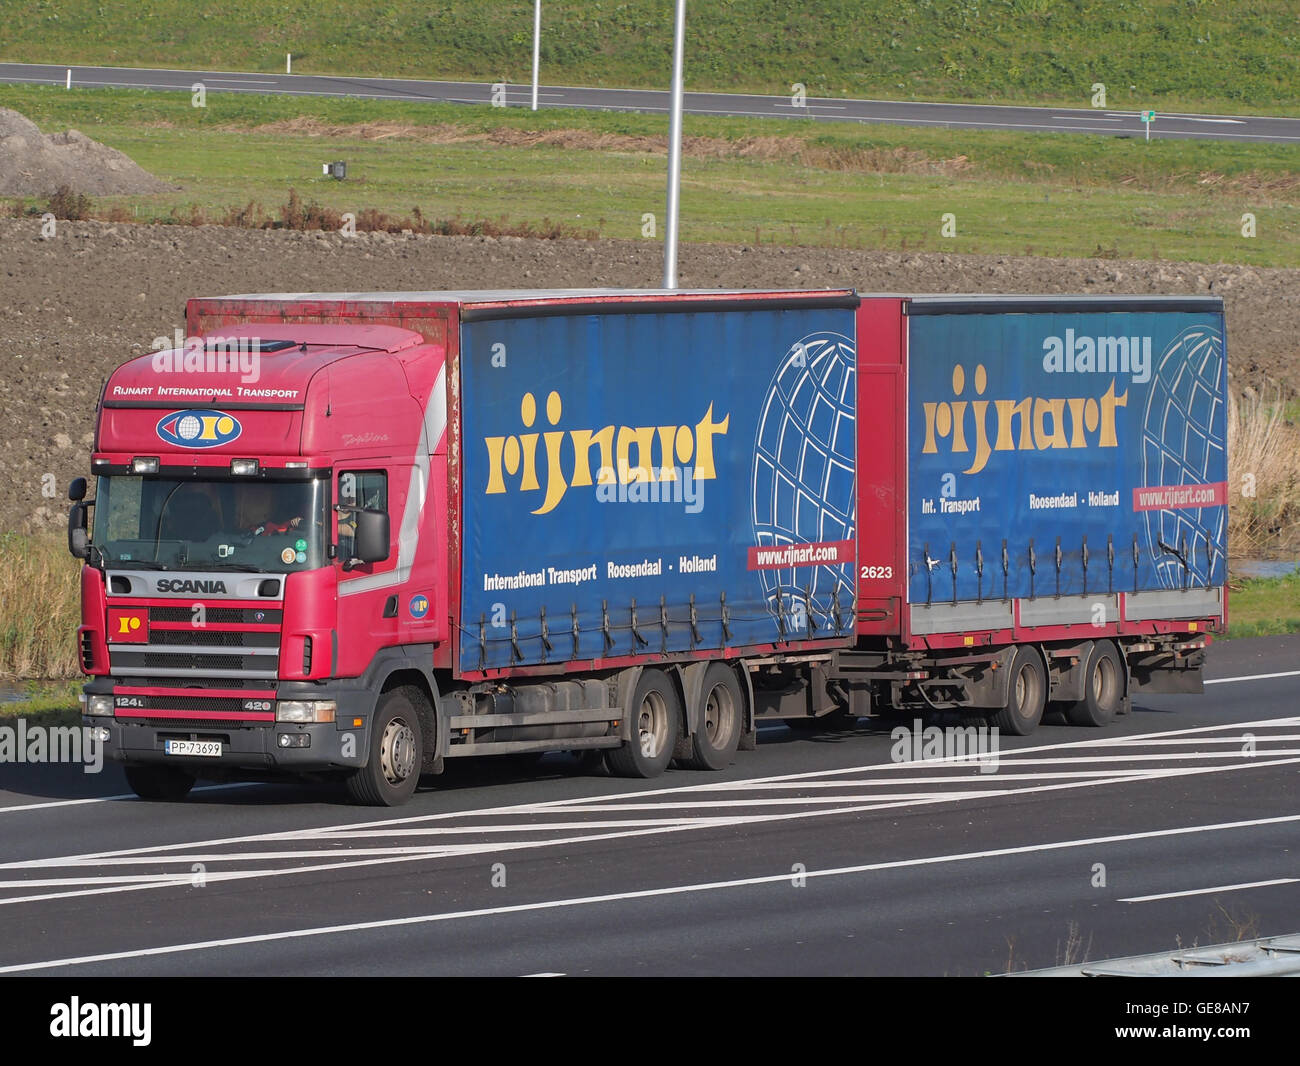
[86,695,114,716]
[230,458,260,476]
[276,700,336,723]
[131,457,159,474]
[278,733,310,748]
[94,726,111,742]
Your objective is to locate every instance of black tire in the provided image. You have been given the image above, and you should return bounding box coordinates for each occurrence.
[1065,640,1124,727]
[606,669,681,778]
[991,646,1046,737]
[125,764,196,801]
[681,663,743,770]
[344,686,425,806]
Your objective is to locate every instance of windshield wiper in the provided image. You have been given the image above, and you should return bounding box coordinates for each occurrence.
[106,560,170,570]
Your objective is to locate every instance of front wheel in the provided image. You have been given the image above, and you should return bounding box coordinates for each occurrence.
[606,669,681,778]
[344,687,425,806]
[125,764,196,801]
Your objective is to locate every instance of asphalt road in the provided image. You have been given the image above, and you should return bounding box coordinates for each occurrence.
[0,634,1296,977]
[2,62,1297,143]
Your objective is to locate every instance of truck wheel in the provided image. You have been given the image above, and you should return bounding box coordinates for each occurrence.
[1065,640,1123,727]
[124,765,196,801]
[991,647,1046,737]
[344,686,424,806]
[681,663,743,770]
[606,669,681,778]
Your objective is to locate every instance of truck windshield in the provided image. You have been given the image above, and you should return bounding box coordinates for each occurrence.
[91,476,327,573]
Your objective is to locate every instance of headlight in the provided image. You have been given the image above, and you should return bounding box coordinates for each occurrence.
[276,700,337,723]
[85,695,114,716]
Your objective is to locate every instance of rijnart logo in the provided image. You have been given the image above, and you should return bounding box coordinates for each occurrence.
[156,409,242,449]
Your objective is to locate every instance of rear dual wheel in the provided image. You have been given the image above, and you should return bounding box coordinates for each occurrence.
[1065,640,1123,727]
[680,663,743,770]
[991,646,1047,737]
[606,669,681,778]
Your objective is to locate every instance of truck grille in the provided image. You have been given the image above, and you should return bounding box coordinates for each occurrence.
[120,695,272,713]
[113,651,271,673]
[149,606,283,625]
[145,721,253,732]
[149,630,279,648]
[107,599,282,679]
[127,676,269,689]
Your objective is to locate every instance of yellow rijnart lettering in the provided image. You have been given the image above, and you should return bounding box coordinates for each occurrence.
[484,392,730,514]
[922,364,1129,475]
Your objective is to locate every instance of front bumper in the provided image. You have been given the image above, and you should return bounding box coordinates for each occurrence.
[82,678,374,774]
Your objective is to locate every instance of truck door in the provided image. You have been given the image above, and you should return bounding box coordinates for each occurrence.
[335,467,399,674]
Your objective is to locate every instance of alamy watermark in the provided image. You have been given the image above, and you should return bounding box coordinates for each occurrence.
[890,718,1000,772]
[0,719,103,773]
[150,329,262,384]
[595,465,704,513]
[50,998,151,1046]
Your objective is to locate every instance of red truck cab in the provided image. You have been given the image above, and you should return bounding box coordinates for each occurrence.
[72,319,449,804]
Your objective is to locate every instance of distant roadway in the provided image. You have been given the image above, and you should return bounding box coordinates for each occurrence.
[1,62,1297,143]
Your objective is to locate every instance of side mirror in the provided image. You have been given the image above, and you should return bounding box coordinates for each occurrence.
[68,477,87,502]
[68,502,90,560]
[352,509,390,564]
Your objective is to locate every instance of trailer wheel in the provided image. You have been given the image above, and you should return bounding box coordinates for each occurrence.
[991,647,1046,737]
[681,663,743,770]
[1065,640,1123,727]
[344,686,424,806]
[124,765,196,801]
[606,669,681,778]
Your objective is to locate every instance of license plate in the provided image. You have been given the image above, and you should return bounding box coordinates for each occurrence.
[164,740,223,758]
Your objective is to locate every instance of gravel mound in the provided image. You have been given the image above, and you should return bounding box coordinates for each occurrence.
[0,107,173,196]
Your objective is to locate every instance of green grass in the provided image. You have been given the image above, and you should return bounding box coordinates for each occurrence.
[0,681,83,728]
[0,531,81,681]
[1223,571,1300,639]
[4,85,1299,266]
[3,1,1298,115]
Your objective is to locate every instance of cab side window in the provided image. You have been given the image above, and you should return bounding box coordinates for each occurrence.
[338,470,388,561]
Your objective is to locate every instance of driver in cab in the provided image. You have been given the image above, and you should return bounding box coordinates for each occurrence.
[243,484,302,537]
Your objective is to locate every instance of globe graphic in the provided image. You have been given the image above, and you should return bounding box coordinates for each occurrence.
[177,414,201,440]
[1140,326,1227,589]
[751,332,857,633]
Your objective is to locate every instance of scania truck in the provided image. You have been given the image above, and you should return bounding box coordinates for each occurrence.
[69,289,1228,804]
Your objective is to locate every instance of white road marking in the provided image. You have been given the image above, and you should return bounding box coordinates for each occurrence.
[3,813,1296,974]
[1205,670,1300,685]
[3,754,1296,906]
[1119,878,1299,903]
[0,782,259,816]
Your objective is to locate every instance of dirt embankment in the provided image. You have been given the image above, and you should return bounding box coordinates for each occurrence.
[0,108,173,196]
[1,217,1296,534]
